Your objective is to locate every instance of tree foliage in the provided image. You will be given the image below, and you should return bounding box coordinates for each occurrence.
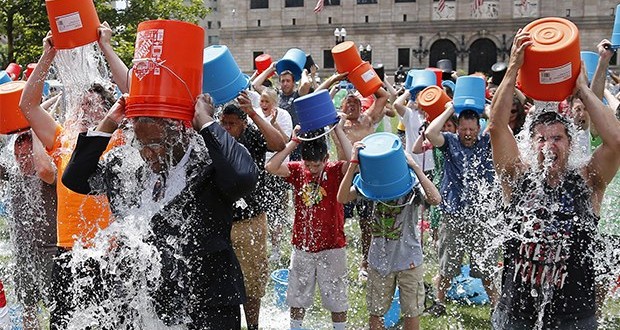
[0,0,208,71]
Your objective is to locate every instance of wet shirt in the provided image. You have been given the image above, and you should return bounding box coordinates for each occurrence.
[438,132,494,216]
[232,126,267,221]
[366,189,424,276]
[279,90,301,128]
[499,170,598,319]
[286,161,346,253]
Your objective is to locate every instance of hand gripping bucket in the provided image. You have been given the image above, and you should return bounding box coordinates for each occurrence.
[332,41,363,74]
[417,85,452,122]
[5,63,20,81]
[406,70,437,96]
[126,20,204,121]
[203,45,250,106]
[580,51,599,83]
[517,17,580,102]
[453,76,485,115]
[348,61,382,97]
[276,48,306,82]
[294,89,339,133]
[45,0,101,49]
[255,53,274,78]
[0,81,30,134]
[270,269,289,310]
[353,132,418,201]
[611,4,620,49]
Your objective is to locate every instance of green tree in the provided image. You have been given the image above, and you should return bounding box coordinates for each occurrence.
[0,0,208,72]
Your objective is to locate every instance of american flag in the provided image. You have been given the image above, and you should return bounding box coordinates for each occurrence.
[521,0,528,10]
[473,0,484,11]
[438,0,446,12]
[314,0,324,13]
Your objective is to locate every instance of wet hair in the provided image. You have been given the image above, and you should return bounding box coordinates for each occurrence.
[300,131,328,162]
[88,83,116,111]
[261,88,279,105]
[222,104,247,120]
[279,70,294,81]
[447,115,458,128]
[529,111,572,140]
[457,109,480,125]
[262,79,273,88]
[14,130,32,147]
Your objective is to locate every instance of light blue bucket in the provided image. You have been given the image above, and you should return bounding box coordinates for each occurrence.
[580,51,599,83]
[407,70,437,96]
[353,132,418,201]
[0,71,12,85]
[453,76,485,115]
[384,288,401,328]
[271,269,289,310]
[441,80,456,92]
[276,48,306,82]
[612,4,620,49]
[294,89,339,133]
[202,45,249,105]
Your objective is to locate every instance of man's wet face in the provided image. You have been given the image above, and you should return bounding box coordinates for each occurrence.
[220,114,246,139]
[280,74,295,95]
[533,122,571,173]
[133,118,184,174]
[457,118,480,147]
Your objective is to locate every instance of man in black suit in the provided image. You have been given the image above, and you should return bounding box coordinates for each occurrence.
[62,94,259,330]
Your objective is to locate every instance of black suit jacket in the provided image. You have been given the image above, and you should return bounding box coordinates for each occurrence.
[62,123,258,325]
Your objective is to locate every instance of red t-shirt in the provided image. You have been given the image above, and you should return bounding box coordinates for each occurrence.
[286,161,347,253]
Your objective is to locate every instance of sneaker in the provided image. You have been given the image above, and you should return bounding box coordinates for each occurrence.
[423,302,446,317]
[358,269,368,282]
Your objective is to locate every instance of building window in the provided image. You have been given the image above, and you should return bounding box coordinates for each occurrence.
[217,21,221,28]
[403,14,407,22]
[207,21,212,29]
[398,48,410,67]
[395,0,415,2]
[250,0,269,9]
[258,19,261,27]
[365,15,369,23]
[357,0,377,4]
[285,0,304,7]
[208,35,220,45]
[328,17,332,24]
[323,50,334,68]
[292,18,296,25]
[326,0,341,5]
[253,51,264,70]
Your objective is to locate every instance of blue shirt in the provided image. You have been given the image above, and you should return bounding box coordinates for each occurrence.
[438,132,494,215]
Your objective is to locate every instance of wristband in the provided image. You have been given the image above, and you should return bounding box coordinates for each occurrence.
[291,137,301,144]
[350,159,359,164]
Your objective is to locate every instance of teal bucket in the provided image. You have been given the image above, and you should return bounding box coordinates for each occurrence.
[294,89,339,133]
[271,269,289,310]
[202,45,249,105]
[276,48,306,82]
[580,51,599,83]
[353,132,417,201]
[384,288,401,328]
[453,76,485,115]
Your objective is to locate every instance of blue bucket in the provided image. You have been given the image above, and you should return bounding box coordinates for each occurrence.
[446,264,490,305]
[353,132,418,201]
[612,4,620,49]
[441,80,456,92]
[202,45,249,106]
[453,76,485,115]
[0,71,11,85]
[294,89,339,133]
[384,288,401,327]
[276,48,306,82]
[271,269,289,310]
[580,51,599,83]
[408,70,437,96]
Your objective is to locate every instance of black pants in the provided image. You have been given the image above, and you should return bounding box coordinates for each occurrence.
[189,305,241,330]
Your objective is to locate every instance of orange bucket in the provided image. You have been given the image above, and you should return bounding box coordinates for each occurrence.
[255,53,274,78]
[348,61,382,97]
[517,17,580,101]
[126,20,204,122]
[0,81,30,134]
[45,0,101,49]
[332,41,363,74]
[417,85,451,122]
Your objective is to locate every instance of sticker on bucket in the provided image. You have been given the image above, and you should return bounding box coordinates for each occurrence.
[539,62,572,85]
[133,29,166,81]
[362,69,377,83]
[55,12,83,33]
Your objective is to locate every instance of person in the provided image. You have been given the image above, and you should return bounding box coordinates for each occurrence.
[423,103,498,316]
[61,93,258,329]
[488,30,620,329]
[337,141,441,330]
[0,130,57,330]
[18,32,123,329]
[219,91,286,330]
[265,119,352,330]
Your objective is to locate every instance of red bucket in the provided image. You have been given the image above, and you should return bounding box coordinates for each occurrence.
[0,81,30,134]
[126,20,204,122]
[5,63,21,81]
[427,67,443,87]
[255,53,274,78]
[24,63,37,80]
[45,0,101,49]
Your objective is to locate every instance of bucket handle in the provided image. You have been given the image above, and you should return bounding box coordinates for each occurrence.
[131,58,195,103]
[297,123,338,142]
[377,190,416,208]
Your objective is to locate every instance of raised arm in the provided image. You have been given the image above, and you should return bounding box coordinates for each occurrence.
[591,39,614,101]
[424,103,453,148]
[19,32,61,150]
[98,22,129,93]
[31,131,56,184]
[488,30,531,184]
[251,62,276,94]
[298,69,312,96]
[265,127,300,178]
[337,142,364,204]
[316,72,347,92]
[238,91,286,152]
[406,152,441,205]
[393,89,411,118]
[365,87,389,125]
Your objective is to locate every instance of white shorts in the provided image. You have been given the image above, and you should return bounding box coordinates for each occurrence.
[286,247,349,312]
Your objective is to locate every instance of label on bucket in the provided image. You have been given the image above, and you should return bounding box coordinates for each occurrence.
[361,69,377,83]
[55,12,83,33]
[133,29,165,81]
[539,63,572,85]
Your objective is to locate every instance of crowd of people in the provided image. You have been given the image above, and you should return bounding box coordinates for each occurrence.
[0,18,617,330]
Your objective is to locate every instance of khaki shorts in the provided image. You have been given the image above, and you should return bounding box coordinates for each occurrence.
[286,247,349,312]
[231,213,269,298]
[366,265,425,318]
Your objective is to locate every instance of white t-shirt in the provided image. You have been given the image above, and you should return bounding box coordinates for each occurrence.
[252,107,293,161]
[401,106,435,172]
